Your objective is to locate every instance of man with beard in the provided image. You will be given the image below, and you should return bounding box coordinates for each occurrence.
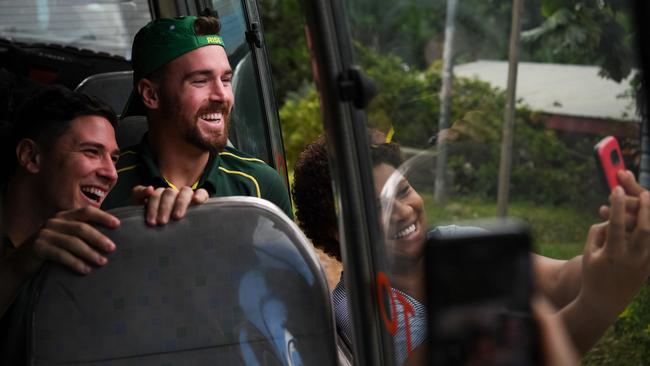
[102,16,292,220]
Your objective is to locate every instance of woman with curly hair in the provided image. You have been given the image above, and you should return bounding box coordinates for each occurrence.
[292,136,428,365]
[292,131,650,366]
[292,135,341,261]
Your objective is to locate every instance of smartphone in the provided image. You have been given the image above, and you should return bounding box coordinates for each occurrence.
[426,221,538,366]
[594,136,625,192]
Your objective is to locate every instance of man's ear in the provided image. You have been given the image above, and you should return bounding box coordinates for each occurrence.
[138,78,160,109]
[16,139,42,174]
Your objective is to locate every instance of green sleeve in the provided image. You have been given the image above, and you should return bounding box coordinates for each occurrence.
[258,167,294,219]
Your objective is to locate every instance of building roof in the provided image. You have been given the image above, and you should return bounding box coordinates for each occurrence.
[454,60,640,122]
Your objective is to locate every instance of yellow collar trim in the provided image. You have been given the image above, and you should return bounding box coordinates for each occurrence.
[163,177,199,191]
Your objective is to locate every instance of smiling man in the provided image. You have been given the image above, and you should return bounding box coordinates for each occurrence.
[102,16,292,219]
[0,85,211,363]
[0,86,122,323]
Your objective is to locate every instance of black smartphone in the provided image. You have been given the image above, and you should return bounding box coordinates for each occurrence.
[594,135,625,192]
[426,221,538,366]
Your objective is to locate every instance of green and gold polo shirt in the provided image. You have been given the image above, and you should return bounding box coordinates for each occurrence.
[102,137,293,219]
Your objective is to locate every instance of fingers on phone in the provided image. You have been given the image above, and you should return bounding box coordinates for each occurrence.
[634,192,650,242]
[587,223,607,252]
[618,170,644,196]
[604,187,626,252]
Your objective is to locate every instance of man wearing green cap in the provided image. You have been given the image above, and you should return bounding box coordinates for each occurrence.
[102,16,292,220]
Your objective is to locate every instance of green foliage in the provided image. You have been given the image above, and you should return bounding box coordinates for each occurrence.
[346,0,445,68]
[282,44,604,208]
[355,44,441,144]
[278,86,323,172]
[437,77,600,207]
[259,0,312,102]
[422,193,650,366]
[583,285,650,365]
[421,194,595,247]
[358,44,599,207]
[447,113,599,207]
[522,0,634,82]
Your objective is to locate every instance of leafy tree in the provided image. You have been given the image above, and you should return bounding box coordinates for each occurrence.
[279,85,323,171]
[521,0,635,82]
[345,0,445,68]
[582,285,650,365]
[259,0,312,102]
[281,44,602,207]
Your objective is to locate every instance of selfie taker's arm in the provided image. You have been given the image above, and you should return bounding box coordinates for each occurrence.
[533,296,579,366]
[557,187,650,354]
[532,254,582,308]
[533,171,644,309]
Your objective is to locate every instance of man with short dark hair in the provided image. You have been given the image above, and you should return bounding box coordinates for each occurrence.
[102,16,293,220]
[1,86,120,289]
[0,86,122,363]
[0,86,207,364]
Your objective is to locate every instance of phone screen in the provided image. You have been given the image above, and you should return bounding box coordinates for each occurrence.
[426,225,537,366]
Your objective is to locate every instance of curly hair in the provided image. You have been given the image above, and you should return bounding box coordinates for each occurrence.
[292,135,404,261]
[292,136,340,259]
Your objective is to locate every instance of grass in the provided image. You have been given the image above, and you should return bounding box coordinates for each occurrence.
[420,194,650,365]
[536,242,583,260]
[421,193,595,258]
[289,171,650,364]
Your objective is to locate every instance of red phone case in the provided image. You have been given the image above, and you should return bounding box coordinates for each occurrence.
[594,136,625,192]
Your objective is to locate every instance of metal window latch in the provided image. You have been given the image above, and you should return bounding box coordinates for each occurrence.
[338,66,377,109]
[246,22,262,48]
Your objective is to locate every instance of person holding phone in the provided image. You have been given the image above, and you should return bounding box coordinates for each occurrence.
[292,134,650,363]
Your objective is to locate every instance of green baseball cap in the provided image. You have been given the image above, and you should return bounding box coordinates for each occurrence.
[131,16,225,84]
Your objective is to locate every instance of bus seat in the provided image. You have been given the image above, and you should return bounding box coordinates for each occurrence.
[117,115,148,148]
[27,197,338,365]
[75,71,133,117]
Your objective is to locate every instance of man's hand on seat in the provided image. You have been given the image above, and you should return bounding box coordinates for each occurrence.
[20,207,120,275]
[132,185,209,226]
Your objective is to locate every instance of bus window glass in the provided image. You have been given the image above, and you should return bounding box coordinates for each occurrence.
[211,0,272,163]
[340,0,643,364]
[0,0,151,59]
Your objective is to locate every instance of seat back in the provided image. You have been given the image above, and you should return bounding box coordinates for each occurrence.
[75,71,133,116]
[116,115,148,148]
[28,197,337,365]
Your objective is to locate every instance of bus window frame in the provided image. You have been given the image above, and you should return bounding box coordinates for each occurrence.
[300,0,396,364]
